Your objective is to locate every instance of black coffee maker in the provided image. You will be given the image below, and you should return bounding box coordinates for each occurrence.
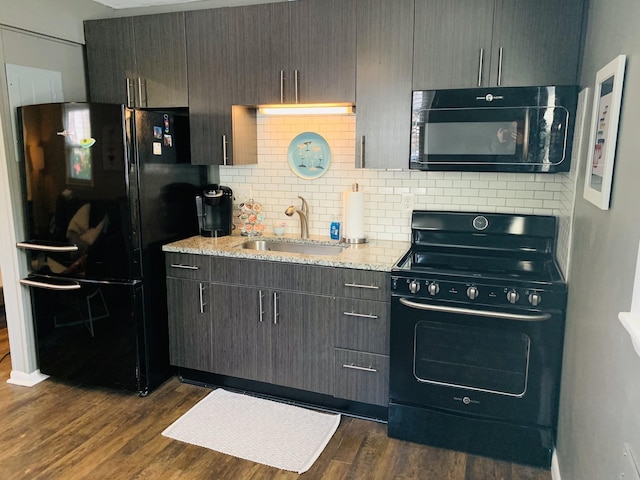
[195,184,234,237]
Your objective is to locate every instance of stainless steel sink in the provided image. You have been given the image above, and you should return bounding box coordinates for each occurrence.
[239,240,346,256]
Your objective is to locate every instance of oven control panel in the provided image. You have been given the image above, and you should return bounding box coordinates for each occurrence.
[391,276,566,310]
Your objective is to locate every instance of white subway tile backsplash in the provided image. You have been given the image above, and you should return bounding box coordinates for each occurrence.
[218,114,576,251]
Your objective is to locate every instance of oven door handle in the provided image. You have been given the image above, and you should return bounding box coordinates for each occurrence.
[398,297,551,322]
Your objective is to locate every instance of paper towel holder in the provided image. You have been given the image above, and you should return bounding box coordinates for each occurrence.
[341,183,368,244]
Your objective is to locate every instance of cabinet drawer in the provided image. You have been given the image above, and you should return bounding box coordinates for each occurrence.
[334,348,389,407]
[336,268,390,301]
[165,252,210,281]
[336,298,389,355]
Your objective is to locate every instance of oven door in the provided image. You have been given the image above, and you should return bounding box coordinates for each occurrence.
[389,296,565,428]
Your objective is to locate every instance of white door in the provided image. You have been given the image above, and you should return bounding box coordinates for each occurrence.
[5,63,64,154]
[0,64,64,382]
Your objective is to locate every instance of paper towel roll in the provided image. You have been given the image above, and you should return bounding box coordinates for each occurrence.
[343,186,366,241]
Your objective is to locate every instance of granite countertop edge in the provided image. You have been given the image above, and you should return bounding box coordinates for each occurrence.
[163,234,410,272]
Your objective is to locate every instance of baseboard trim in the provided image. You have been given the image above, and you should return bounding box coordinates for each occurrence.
[552,449,562,480]
[7,369,49,387]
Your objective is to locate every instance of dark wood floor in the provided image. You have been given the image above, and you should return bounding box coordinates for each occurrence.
[0,328,551,480]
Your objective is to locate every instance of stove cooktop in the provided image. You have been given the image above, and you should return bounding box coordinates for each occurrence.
[394,249,564,284]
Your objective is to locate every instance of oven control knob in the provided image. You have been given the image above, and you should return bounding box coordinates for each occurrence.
[506,290,520,304]
[428,282,440,296]
[466,286,479,300]
[528,292,542,306]
[408,280,421,294]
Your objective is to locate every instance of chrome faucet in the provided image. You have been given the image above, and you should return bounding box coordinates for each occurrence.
[285,195,309,239]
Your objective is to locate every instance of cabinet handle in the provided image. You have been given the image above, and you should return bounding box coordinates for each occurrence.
[137,77,147,108]
[280,70,285,104]
[359,136,365,168]
[170,264,199,270]
[259,290,264,322]
[222,134,228,165]
[126,78,134,108]
[273,291,279,325]
[344,283,380,290]
[497,47,504,86]
[343,311,378,319]
[477,48,484,86]
[198,283,206,314]
[342,363,377,373]
[294,69,299,103]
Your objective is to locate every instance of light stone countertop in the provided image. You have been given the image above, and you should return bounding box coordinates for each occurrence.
[163,233,411,272]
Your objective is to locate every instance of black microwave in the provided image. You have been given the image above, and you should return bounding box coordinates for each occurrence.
[409,86,579,173]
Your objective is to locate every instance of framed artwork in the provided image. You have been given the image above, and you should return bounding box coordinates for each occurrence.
[287,132,331,180]
[583,54,626,210]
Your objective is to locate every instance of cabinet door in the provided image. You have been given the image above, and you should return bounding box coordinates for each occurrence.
[84,18,135,105]
[166,278,213,371]
[490,0,584,86]
[234,3,289,105]
[413,0,494,90]
[271,291,334,395]
[209,283,272,382]
[289,0,357,103]
[133,13,188,108]
[355,0,414,169]
[186,8,234,165]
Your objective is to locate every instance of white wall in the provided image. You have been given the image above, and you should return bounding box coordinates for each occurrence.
[556,0,640,478]
[219,114,577,275]
[0,5,94,382]
[0,0,113,44]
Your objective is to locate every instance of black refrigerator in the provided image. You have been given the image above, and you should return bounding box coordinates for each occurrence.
[16,102,206,395]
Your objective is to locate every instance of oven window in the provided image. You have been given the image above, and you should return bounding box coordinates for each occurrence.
[413,322,530,397]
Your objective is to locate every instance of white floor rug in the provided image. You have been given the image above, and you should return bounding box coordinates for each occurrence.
[162,389,341,474]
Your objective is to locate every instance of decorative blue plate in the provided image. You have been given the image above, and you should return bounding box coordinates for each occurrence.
[287,132,331,180]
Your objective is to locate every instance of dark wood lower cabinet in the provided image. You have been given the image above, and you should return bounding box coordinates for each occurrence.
[209,282,334,396]
[271,291,333,395]
[166,254,390,410]
[166,277,213,372]
[334,348,389,407]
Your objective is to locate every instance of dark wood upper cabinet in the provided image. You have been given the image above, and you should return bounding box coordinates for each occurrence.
[412,0,494,90]
[84,13,188,108]
[355,0,414,170]
[84,18,135,105]
[233,2,289,105]
[289,0,357,104]
[187,8,234,165]
[233,0,356,105]
[413,0,585,89]
[132,13,188,107]
[490,0,584,87]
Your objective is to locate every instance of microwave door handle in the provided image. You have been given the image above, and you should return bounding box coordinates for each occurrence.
[522,108,530,162]
[398,297,551,322]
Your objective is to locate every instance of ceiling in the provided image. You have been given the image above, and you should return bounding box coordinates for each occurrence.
[91,0,213,8]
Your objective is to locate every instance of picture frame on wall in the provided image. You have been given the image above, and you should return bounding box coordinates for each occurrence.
[583,54,626,210]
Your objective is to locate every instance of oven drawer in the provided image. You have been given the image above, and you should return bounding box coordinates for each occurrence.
[334,348,389,406]
[165,253,210,281]
[336,269,390,301]
[336,298,390,355]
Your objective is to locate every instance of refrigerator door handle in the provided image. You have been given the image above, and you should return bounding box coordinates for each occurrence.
[17,241,79,253]
[20,278,81,291]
